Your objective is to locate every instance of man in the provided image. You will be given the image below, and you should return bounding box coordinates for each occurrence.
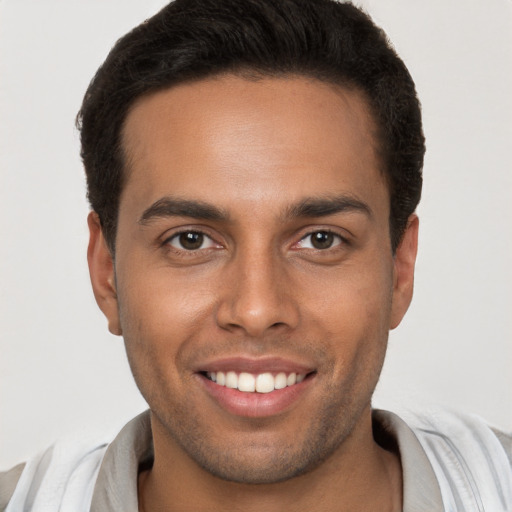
[1,0,511,511]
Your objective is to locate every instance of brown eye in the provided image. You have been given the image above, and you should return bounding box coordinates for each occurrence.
[311,231,335,249]
[179,232,204,250]
[168,231,213,251]
[296,231,343,250]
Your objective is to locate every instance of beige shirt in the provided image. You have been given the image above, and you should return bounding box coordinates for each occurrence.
[2,409,511,511]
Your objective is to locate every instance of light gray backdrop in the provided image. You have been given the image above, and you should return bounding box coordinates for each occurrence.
[1,0,511,469]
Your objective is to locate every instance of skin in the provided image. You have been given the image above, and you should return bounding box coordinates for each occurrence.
[88,75,418,511]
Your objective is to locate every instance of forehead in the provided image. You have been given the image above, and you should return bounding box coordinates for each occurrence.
[120,75,387,219]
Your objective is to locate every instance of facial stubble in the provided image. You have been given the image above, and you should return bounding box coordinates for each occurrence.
[144,349,386,486]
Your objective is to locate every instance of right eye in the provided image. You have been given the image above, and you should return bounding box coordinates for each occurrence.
[166,231,218,251]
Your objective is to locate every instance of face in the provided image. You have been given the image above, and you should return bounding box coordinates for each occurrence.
[89,75,417,484]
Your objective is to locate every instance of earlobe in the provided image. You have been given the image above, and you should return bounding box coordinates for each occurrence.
[389,214,419,330]
[87,212,122,336]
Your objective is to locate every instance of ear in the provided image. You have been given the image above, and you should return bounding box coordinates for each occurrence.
[87,212,122,336]
[390,214,419,330]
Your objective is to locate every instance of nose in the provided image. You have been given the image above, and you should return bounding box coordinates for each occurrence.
[215,248,300,337]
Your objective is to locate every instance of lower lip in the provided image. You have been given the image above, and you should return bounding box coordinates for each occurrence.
[197,374,314,418]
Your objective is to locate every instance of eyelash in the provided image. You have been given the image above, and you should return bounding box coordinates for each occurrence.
[294,230,347,251]
[163,230,220,253]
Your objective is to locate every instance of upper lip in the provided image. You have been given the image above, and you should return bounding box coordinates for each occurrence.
[194,356,316,375]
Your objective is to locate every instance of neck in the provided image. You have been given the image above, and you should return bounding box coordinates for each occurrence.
[138,409,402,512]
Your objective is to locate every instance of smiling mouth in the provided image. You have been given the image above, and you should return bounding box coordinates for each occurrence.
[202,371,312,393]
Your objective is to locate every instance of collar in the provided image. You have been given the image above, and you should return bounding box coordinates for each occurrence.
[90,409,443,511]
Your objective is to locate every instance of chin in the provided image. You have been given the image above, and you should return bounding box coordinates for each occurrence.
[187,441,329,485]
[155,399,361,486]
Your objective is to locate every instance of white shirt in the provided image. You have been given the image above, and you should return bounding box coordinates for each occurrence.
[2,409,512,511]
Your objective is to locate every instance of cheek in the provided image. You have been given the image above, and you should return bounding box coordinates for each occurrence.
[303,261,393,375]
[118,256,218,332]
[115,265,219,391]
[304,259,393,332]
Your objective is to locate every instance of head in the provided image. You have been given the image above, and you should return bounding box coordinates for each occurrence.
[83,0,423,488]
[78,0,424,255]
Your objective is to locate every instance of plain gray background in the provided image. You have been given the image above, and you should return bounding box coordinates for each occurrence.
[1,0,511,469]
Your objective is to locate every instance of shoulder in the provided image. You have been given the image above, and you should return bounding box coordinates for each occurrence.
[405,409,512,511]
[1,434,111,512]
[0,463,25,512]
[405,408,512,462]
[491,425,512,466]
[1,412,152,512]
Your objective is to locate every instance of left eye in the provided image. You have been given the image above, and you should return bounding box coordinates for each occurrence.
[297,231,343,250]
[167,231,217,251]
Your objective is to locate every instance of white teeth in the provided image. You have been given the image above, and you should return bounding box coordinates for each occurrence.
[238,372,255,392]
[255,373,274,393]
[216,371,226,386]
[206,370,307,393]
[225,371,238,389]
[274,372,287,389]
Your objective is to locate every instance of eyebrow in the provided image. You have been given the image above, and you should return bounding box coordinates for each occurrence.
[284,195,373,220]
[139,197,229,224]
[138,193,372,226]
